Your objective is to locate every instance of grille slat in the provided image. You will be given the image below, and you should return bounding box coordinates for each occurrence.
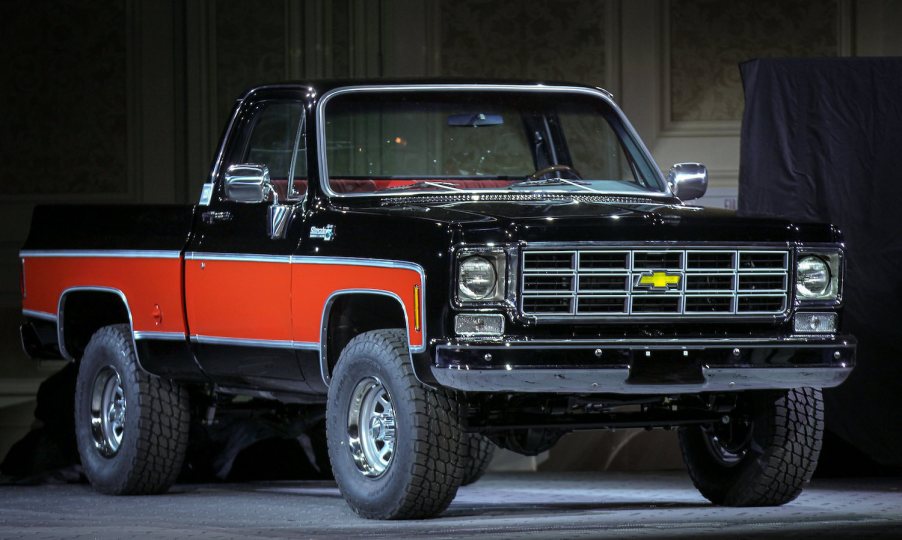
[523,275,574,292]
[523,252,574,271]
[577,296,628,314]
[737,295,786,313]
[685,295,733,313]
[579,274,629,292]
[686,251,735,269]
[739,252,787,270]
[633,252,682,269]
[579,252,629,271]
[521,247,790,319]
[631,296,681,313]
[685,274,734,291]
[523,296,572,314]
[738,274,786,291]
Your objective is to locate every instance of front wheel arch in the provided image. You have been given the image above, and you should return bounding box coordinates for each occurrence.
[320,291,411,385]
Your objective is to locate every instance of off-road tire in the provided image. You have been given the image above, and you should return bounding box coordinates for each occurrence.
[74,324,190,494]
[326,329,465,519]
[679,388,823,506]
[460,433,495,486]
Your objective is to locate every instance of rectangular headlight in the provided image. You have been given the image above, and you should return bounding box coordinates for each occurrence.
[456,248,507,305]
[796,250,842,302]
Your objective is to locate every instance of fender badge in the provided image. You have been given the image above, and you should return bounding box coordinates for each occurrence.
[310,225,336,241]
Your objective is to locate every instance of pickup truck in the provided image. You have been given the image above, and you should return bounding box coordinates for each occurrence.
[19,80,854,520]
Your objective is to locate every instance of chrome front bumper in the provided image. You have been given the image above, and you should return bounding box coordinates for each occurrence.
[431,336,855,394]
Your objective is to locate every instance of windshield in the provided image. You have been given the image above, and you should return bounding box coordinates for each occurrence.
[320,88,666,196]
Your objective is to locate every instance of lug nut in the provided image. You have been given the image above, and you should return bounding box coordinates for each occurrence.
[594,349,603,358]
[833,351,841,360]
[484,353,492,362]
[732,348,741,357]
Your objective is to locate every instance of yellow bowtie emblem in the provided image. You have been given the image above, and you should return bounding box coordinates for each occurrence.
[637,271,681,290]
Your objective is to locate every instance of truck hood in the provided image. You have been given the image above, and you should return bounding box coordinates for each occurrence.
[342,197,840,244]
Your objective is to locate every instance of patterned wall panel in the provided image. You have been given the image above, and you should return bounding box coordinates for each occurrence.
[0,1,127,195]
[669,0,838,122]
[439,0,608,87]
[215,0,288,124]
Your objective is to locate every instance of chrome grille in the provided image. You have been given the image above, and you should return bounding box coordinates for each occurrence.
[520,247,790,319]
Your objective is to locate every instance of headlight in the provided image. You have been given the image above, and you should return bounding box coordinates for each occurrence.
[455,249,507,304]
[796,251,841,301]
[458,256,496,299]
[797,256,830,297]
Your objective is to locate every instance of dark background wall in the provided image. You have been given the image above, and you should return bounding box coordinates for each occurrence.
[1,0,900,466]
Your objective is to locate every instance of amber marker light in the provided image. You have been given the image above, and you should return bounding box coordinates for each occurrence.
[413,284,421,331]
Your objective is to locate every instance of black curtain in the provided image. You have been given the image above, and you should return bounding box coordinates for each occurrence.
[738,57,902,467]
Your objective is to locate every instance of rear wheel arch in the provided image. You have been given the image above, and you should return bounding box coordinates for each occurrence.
[58,287,134,361]
[320,290,411,385]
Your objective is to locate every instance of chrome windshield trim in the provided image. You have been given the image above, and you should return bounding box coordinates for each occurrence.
[20,249,182,259]
[315,84,671,199]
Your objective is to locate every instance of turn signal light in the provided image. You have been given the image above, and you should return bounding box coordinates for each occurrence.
[454,314,504,336]
[794,312,837,334]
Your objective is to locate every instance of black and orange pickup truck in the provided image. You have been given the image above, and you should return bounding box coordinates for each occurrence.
[19,81,854,519]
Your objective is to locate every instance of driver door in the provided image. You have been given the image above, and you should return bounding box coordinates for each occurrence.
[185,92,308,387]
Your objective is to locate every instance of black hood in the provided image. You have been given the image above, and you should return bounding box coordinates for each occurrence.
[342,197,840,245]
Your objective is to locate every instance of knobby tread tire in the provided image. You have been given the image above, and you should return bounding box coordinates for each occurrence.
[679,387,824,507]
[460,433,495,486]
[75,324,190,495]
[326,329,465,519]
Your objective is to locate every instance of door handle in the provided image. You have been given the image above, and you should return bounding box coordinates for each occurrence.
[202,211,233,224]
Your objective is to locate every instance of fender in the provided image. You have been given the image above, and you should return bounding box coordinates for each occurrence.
[318,288,418,386]
[57,286,137,362]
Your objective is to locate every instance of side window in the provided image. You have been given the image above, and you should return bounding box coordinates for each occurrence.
[291,116,308,198]
[224,100,307,201]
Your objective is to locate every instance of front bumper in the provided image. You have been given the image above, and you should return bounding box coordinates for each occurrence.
[431,335,855,394]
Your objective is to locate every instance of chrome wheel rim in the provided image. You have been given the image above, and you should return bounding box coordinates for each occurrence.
[347,377,396,477]
[90,366,126,457]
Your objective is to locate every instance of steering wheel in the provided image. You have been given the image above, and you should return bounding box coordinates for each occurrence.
[527,164,583,180]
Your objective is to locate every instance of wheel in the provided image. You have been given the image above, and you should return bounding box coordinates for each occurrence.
[74,324,190,494]
[326,329,465,519]
[678,388,824,506]
[460,433,495,486]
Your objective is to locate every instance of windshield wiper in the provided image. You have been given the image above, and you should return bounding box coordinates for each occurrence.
[380,181,463,192]
[507,177,600,192]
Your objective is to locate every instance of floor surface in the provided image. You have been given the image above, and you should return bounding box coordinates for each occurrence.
[1,472,901,539]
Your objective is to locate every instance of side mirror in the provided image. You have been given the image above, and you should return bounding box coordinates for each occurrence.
[667,162,708,201]
[224,164,274,204]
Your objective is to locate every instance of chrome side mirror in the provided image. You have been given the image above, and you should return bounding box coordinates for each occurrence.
[667,162,708,201]
[224,164,274,204]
